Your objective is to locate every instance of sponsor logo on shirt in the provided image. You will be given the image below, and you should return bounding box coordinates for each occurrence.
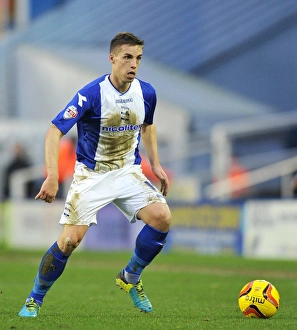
[102,124,142,132]
[63,105,78,119]
[116,98,133,104]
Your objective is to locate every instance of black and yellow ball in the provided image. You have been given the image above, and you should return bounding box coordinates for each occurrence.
[238,280,280,318]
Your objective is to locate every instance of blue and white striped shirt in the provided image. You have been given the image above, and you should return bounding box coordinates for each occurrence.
[52,74,156,171]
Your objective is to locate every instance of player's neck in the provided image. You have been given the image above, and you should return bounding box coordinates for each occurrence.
[109,74,130,94]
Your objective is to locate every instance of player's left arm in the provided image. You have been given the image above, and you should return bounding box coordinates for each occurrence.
[141,123,169,196]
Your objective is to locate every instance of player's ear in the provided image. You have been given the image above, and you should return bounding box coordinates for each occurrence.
[109,53,115,64]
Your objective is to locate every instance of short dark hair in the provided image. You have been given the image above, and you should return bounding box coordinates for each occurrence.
[110,32,144,53]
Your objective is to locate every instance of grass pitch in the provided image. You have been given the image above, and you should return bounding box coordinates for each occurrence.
[1,249,297,330]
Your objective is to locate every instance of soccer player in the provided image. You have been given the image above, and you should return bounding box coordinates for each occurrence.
[18,32,171,317]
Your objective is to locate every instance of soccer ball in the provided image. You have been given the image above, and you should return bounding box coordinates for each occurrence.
[238,280,280,318]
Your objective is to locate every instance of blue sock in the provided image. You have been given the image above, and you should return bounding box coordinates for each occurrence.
[124,224,168,284]
[28,242,70,305]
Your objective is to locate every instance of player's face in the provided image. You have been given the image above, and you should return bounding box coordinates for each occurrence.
[110,44,143,92]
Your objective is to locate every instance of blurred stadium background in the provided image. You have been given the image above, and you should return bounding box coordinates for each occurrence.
[1,0,297,258]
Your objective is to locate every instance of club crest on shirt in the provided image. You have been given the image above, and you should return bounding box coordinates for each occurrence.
[121,109,130,122]
[63,105,78,119]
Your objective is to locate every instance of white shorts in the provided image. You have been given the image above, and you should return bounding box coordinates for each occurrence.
[59,162,167,226]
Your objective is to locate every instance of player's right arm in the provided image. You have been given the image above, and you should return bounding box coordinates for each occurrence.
[35,124,64,203]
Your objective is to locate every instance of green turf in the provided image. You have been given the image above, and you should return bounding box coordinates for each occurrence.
[1,249,296,330]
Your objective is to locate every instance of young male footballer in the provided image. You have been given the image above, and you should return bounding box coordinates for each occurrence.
[19,32,171,317]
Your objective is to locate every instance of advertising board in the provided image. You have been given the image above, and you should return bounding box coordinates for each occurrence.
[169,204,242,254]
[242,200,297,258]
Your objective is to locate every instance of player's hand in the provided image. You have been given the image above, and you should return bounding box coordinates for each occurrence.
[35,177,59,203]
[152,165,169,196]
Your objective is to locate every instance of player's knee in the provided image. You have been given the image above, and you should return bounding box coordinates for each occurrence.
[152,207,171,232]
[62,237,81,254]
[159,209,171,228]
[138,203,171,232]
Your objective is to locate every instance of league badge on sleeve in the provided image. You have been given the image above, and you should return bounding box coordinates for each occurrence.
[63,105,78,119]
